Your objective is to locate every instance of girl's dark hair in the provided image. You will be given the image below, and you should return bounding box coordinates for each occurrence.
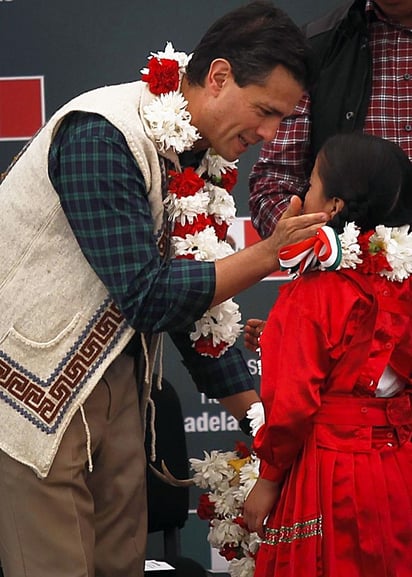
[317,132,412,232]
[186,1,315,90]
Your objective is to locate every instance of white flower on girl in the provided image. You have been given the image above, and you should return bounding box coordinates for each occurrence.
[338,221,362,269]
[190,445,262,577]
[372,224,412,282]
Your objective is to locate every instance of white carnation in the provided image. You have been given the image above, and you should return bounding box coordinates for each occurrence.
[171,227,219,259]
[191,300,242,347]
[198,149,238,178]
[164,190,209,224]
[209,486,243,517]
[208,518,247,549]
[228,556,256,577]
[172,226,231,260]
[374,225,412,281]
[150,41,191,71]
[245,532,262,556]
[338,221,362,269]
[246,402,265,437]
[143,92,200,153]
[237,455,260,499]
[190,450,237,491]
[207,183,237,224]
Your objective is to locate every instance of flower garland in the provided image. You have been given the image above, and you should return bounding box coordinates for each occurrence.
[279,222,412,281]
[141,43,242,357]
[190,441,261,577]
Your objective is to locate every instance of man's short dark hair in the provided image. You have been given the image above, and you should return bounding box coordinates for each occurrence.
[186,1,315,90]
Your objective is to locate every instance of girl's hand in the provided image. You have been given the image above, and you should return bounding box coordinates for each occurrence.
[243,477,280,538]
[244,318,266,352]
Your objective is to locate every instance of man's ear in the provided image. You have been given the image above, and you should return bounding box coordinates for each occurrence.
[206,59,232,95]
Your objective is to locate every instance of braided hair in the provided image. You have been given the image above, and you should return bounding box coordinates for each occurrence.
[316,132,412,233]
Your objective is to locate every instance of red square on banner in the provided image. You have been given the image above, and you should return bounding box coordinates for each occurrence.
[0,77,44,140]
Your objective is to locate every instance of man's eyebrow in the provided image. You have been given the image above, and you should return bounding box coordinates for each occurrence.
[258,103,283,115]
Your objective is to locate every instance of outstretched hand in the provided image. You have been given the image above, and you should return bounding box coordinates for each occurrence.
[267,195,328,260]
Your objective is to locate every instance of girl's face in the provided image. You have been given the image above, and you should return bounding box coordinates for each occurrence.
[303,158,343,217]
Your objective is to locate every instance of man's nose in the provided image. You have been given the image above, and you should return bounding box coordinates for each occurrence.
[256,117,281,142]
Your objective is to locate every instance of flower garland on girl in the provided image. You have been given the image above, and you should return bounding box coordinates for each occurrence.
[141,42,242,358]
[279,221,412,280]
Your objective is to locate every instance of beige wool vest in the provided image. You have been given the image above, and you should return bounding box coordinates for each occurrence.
[0,81,172,477]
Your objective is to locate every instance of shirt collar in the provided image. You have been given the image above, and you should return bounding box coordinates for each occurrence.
[366,0,411,30]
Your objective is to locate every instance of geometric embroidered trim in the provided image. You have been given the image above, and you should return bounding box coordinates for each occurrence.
[263,515,323,546]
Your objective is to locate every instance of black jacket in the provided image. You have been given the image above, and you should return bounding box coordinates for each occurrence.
[305,0,372,158]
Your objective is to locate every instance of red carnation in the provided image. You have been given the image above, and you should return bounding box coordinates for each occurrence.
[233,516,248,530]
[141,57,179,95]
[197,493,216,520]
[235,440,251,459]
[172,213,212,237]
[194,336,228,357]
[169,167,205,198]
[176,253,195,260]
[219,545,241,561]
[210,216,229,241]
[221,169,238,192]
[358,231,392,275]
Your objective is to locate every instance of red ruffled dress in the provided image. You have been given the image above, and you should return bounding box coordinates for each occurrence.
[253,269,412,577]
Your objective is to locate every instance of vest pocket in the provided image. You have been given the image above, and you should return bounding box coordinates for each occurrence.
[3,313,81,349]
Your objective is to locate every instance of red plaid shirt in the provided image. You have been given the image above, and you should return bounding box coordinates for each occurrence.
[249,1,412,237]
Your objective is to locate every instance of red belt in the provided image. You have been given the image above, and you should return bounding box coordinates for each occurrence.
[313,394,412,449]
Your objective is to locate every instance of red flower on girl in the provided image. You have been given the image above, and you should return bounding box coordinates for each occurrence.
[197,493,216,521]
[169,167,205,197]
[358,231,392,275]
[141,57,179,95]
[235,441,251,459]
[220,544,242,561]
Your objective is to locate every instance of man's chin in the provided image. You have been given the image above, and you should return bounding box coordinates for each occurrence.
[213,147,239,162]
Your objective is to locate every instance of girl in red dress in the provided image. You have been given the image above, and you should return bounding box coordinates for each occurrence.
[243,133,412,577]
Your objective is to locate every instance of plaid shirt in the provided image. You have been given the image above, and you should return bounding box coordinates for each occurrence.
[249,0,412,238]
[49,111,254,398]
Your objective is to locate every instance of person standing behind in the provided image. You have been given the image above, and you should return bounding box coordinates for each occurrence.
[249,0,412,239]
[244,131,412,577]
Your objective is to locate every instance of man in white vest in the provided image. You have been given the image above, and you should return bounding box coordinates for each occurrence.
[0,2,327,576]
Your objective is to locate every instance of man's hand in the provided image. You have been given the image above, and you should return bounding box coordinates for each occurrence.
[211,196,327,307]
[266,195,327,260]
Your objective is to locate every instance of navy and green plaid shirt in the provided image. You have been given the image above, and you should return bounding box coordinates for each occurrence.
[48,111,254,398]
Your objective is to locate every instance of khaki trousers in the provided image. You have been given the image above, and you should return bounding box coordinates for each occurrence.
[0,353,147,577]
